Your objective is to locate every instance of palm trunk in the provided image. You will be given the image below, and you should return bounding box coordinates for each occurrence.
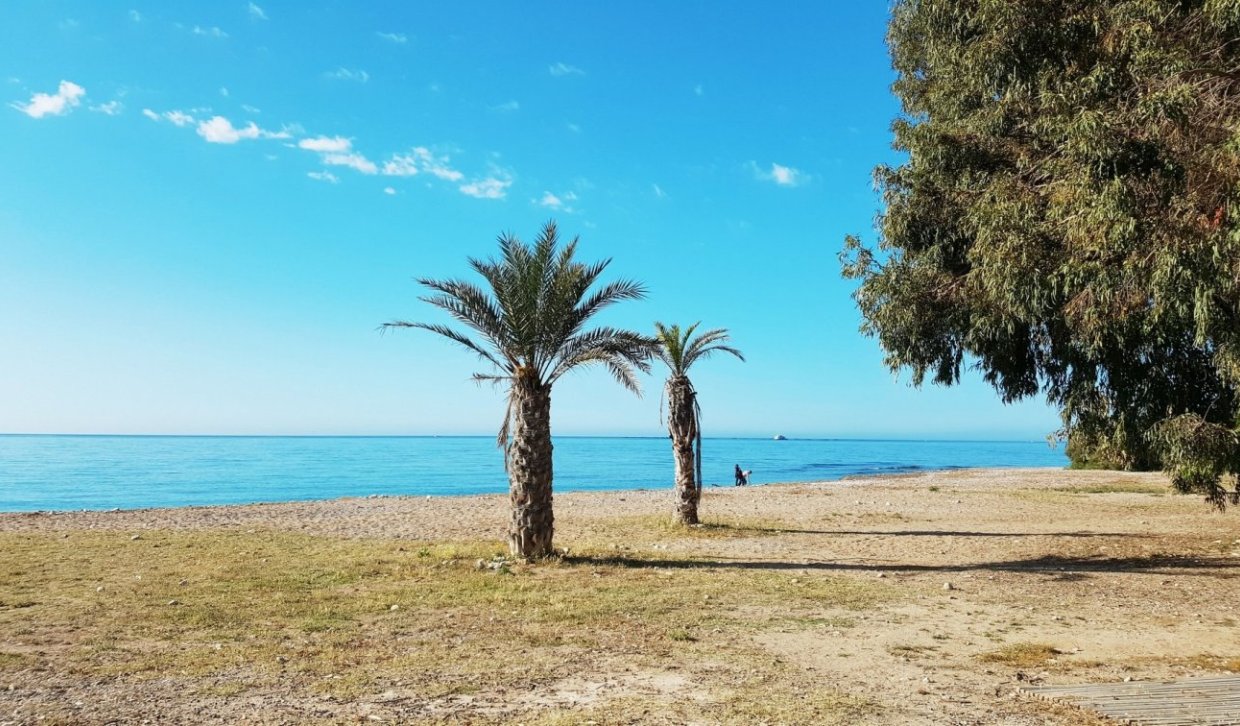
[507,376,554,559]
[667,375,700,524]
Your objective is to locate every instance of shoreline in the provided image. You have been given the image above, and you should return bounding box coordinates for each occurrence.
[0,465,1069,517]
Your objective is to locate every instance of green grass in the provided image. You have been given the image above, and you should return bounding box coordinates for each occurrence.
[0,529,891,722]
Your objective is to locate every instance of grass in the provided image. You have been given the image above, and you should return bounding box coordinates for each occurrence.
[0,529,890,723]
[1051,481,1169,495]
[977,642,1061,668]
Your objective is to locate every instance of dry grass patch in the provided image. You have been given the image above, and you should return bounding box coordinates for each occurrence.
[978,642,1062,668]
[0,529,892,723]
[1051,481,1170,495]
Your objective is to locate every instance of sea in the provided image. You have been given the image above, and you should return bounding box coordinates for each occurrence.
[0,435,1068,512]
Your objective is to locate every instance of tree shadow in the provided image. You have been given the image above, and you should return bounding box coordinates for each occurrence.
[562,552,1239,577]
[734,527,1141,538]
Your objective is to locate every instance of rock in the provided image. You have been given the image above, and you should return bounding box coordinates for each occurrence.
[876,572,886,578]
[130,534,142,541]
[179,579,188,587]
[166,599,179,606]
[1123,676,1132,682]
[389,604,400,611]
[942,582,955,591]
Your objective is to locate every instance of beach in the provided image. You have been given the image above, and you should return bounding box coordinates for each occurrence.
[3,467,1238,724]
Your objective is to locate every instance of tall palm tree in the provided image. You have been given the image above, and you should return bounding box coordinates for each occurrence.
[653,322,745,525]
[384,222,655,559]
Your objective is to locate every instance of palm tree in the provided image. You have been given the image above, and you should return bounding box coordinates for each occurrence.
[653,322,745,524]
[384,222,656,559]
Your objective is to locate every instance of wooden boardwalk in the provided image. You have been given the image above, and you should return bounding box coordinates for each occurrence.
[1022,675,1240,725]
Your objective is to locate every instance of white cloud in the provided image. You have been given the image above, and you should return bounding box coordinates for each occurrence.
[490,100,519,113]
[91,100,123,115]
[241,104,261,114]
[323,152,377,174]
[325,67,369,83]
[566,122,581,133]
[652,183,667,198]
[751,161,806,187]
[537,190,577,211]
[377,31,407,43]
[694,84,704,96]
[382,147,463,181]
[307,171,338,183]
[12,80,86,118]
[142,108,159,121]
[165,110,194,126]
[196,115,286,143]
[193,25,228,38]
[129,9,142,22]
[219,87,230,97]
[383,186,397,195]
[549,62,584,77]
[460,175,512,200]
[248,3,268,20]
[298,135,351,153]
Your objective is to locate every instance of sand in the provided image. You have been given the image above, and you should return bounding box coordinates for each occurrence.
[3,467,1239,724]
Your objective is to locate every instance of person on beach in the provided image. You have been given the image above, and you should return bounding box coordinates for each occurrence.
[735,464,749,486]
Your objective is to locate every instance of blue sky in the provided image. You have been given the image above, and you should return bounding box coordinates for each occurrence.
[0,2,1061,440]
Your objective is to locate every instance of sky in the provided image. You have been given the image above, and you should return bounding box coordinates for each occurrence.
[0,2,1063,440]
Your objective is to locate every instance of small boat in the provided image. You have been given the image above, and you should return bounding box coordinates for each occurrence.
[772,434,787,441]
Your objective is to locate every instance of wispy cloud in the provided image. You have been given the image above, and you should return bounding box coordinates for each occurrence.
[324,67,369,83]
[91,100,123,115]
[383,186,397,195]
[12,80,86,118]
[241,104,261,114]
[549,62,584,77]
[197,115,287,144]
[323,152,377,174]
[381,147,464,181]
[142,109,197,127]
[750,161,806,187]
[652,183,667,199]
[694,84,704,97]
[536,190,577,212]
[298,135,352,153]
[192,25,228,39]
[566,122,581,134]
[129,9,142,22]
[490,100,519,113]
[460,173,512,200]
[377,31,407,44]
[307,171,338,183]
[248,3,267,21]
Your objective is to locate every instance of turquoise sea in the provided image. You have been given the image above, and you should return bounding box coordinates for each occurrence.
[0,435,1067,512]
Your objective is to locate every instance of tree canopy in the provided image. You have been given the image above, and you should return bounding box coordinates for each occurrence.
[842,0,1240,506]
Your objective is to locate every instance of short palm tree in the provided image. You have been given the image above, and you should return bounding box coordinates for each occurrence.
[653,322,745,524]
[384,222,656,559]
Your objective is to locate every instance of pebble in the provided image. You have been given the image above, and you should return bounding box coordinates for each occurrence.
[166,599,179,606]
[130,534,142,541]
[942,582,954,591]
[389,604,400,611]
[179,579,188,586]
[95,586,104,593]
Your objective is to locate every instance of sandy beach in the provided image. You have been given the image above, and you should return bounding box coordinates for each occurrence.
[3,467,1239,724]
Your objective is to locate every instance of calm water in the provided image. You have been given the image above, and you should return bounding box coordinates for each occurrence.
[0,435,1067,512]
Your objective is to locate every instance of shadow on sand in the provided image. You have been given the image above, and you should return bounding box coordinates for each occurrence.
[562,552,1239,577]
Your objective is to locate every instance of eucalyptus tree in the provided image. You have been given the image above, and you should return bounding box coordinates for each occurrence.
[385,222,656,557]
[653,322,744,524]
[842,0,1240,506]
